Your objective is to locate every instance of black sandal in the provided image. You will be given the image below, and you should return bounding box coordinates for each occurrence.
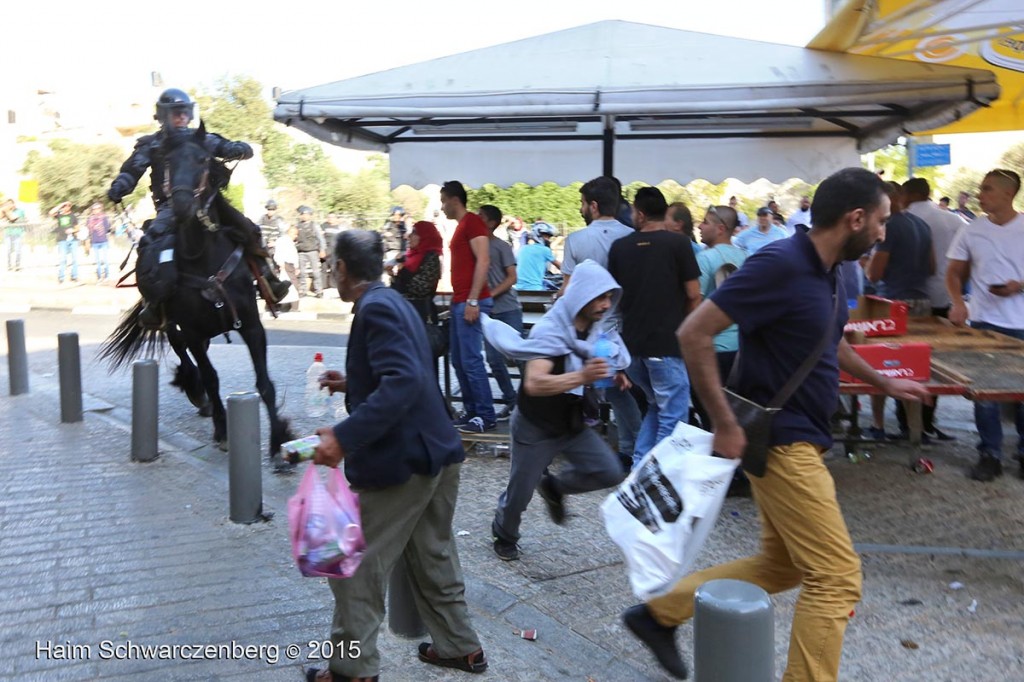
[417,642,488,673]
[304,667,378,682]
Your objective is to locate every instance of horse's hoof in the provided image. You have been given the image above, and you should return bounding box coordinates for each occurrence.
[216,439,228,452]
[198,404,213,417]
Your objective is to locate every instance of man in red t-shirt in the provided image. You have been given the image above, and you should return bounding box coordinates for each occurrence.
[441,180,496,433]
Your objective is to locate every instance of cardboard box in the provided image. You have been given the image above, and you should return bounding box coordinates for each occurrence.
[843,295,908,337]
[839,342,931,383]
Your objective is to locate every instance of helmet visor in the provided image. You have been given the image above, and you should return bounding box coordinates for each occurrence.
[158,103,197,130]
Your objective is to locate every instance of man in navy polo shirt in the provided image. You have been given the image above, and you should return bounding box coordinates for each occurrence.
[622,168,930,682]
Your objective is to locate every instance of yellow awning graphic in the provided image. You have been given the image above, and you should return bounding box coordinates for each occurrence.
[810,0,1024,134]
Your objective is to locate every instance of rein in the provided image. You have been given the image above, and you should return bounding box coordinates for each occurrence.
[180,245,246,330]
[165,165,218,231]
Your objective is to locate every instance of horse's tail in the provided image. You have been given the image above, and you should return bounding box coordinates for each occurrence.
[98,300,166,370]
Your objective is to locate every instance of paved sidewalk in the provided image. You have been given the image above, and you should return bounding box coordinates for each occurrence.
[0,371,650,681]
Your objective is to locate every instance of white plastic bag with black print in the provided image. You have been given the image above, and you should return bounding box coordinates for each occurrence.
[601,421,739,600]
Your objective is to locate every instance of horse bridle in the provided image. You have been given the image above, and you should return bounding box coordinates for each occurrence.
[163,162,218,231]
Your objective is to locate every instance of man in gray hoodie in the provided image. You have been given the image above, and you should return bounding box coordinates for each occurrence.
[483,260,630,560]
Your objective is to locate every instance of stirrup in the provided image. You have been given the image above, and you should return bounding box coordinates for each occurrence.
[261,276,291,304]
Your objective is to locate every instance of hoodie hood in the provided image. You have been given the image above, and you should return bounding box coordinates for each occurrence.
[481,259,630,395]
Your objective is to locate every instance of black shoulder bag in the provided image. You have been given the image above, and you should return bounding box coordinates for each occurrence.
[722,278,839,477]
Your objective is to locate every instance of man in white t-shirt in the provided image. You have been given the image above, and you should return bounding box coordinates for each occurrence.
[785,195,812,236]
[904,177,964,317]
[947,169,1024,482]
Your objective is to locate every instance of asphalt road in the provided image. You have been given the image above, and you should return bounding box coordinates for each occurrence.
[4,309,353,460]
[4,309,349,349]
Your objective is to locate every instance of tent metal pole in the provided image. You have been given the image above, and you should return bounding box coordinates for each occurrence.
[602,116,614,177]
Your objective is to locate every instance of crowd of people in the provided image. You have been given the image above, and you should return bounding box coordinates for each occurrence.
[7,86,1021,681]
[298,165,1024,681]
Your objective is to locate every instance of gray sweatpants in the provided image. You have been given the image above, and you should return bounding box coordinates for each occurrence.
[493,410,624,543]
[297,250,322,294]
[327,463,481,677]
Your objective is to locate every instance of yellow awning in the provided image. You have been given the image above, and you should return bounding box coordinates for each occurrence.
[810,0,1024,134]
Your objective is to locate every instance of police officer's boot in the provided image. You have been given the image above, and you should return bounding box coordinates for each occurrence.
[138,301,164,330]
[259,259,291,303]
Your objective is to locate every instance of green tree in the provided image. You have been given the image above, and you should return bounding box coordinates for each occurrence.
[937,166,983,211]
[21,140,137,211]
[222,183,245,212]
[467,182,584,232]
[391,185,427,219]
[193,75,296,195]
[998,142,1024,171]
[863,142,940,185]
[194,76,277,146]
[330,154,391,218]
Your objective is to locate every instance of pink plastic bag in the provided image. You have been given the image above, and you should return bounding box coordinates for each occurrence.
[288,462,366,578]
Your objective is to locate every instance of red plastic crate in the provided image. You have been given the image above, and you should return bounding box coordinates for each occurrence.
[839,342,931,383]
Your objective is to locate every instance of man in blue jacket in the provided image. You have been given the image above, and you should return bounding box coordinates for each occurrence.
[309,230,485,682]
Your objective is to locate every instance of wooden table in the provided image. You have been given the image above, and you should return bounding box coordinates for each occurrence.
[838,317,1024,460]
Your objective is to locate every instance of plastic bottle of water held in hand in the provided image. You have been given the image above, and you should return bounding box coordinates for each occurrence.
[305,353,330,418]
[592,333,615,389]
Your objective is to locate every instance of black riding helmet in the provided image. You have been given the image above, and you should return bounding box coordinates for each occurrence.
[154,88,195,131]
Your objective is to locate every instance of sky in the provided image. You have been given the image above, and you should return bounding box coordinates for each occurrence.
[3,0,827,98]
[2,0,1018,173]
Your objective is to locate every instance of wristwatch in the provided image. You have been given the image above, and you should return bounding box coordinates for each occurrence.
[467,299,479,307]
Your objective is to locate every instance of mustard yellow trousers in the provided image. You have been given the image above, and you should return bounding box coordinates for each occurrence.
[647,442,862,682]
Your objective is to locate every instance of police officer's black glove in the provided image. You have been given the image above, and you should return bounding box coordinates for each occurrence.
[224,142,253,161]
[107,187,123,204]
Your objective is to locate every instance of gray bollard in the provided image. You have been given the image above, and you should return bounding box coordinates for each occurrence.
[694,579,774,682]
[6,319,29,395]
[131,359,159,462]
[227,392,263,524]
[388,558,427,638]
[57,332,83,423]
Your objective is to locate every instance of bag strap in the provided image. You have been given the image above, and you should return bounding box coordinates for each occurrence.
[728,273,840,409]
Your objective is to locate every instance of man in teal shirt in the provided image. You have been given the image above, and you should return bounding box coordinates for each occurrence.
[693,204,747,428]
[515,223,560,291]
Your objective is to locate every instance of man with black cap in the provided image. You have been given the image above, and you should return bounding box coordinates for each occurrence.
[733,206,789,254]
[295,206,326,297]
[258,199,286,262]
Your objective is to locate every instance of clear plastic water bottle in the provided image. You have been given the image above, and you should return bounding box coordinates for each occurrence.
[592,333,614,389]
[305,352,330,418]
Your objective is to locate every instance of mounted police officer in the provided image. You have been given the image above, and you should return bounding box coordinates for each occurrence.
[107,88,289,328]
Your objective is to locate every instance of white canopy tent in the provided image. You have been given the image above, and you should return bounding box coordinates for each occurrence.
[273,20,1000,188]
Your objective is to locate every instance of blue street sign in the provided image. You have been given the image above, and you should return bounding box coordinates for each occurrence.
[913,143,951,167]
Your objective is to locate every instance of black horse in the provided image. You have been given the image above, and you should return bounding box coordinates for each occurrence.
[100,124,293,463]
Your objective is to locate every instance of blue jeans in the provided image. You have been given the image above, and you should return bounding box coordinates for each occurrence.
[450,299,496,423]
[971,321,1024,460]
[484,308,523,403]
[628,356,691,467]
[5,233,23,270]
[93,241,110,280]
[606,385,641,456]
[57,239,79,282]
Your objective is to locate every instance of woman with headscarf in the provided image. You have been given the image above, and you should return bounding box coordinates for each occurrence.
[389,220,444,322]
